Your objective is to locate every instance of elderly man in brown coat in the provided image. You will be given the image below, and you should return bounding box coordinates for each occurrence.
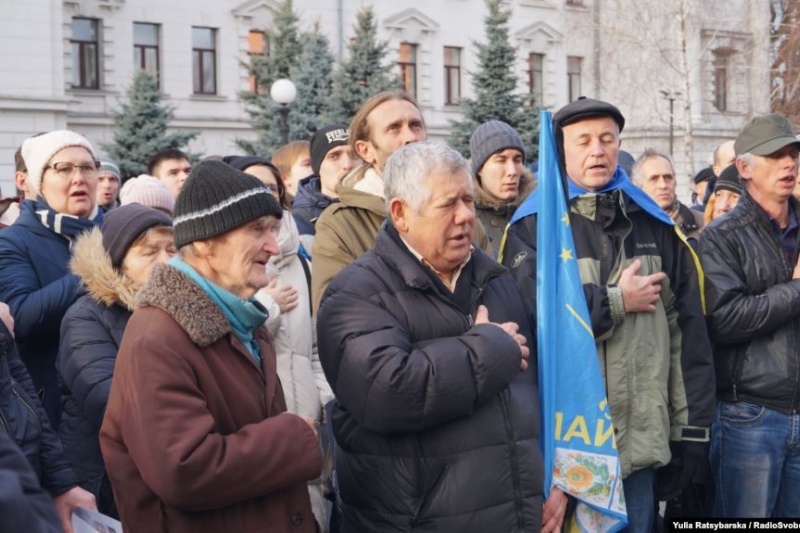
[100,161,322,532]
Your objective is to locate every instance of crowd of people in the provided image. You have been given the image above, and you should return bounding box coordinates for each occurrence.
[0,89,798,533]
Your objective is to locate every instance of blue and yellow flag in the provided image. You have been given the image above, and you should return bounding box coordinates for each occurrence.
[529,111,627,532]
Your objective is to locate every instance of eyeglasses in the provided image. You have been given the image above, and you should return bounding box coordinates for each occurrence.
[45,161,101,179]
[265,183,283,197]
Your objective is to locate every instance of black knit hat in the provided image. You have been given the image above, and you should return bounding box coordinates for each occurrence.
[173,160,282,249]
[310,124,349,175]
[715,164,744,195]
[102,203,173,268]
[553,97,625,133]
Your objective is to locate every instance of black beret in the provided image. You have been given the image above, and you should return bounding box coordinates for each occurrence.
[553,97,625,133]
[693,167,715,185]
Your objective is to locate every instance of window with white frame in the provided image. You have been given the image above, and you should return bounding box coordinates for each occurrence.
[71,18,100,89]
[192,27,217,95]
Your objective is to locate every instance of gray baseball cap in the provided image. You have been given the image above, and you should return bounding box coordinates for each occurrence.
[734,114,800,156]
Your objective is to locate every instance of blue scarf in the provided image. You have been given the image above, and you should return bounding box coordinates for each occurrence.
[510,166,674,226]
[30,197,103,241]
[168,256,269,364]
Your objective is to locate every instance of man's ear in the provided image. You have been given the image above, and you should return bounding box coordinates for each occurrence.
[735,158,750,180]
[389,198,409,233]
[355,140,376,166]
[191,239,213,258]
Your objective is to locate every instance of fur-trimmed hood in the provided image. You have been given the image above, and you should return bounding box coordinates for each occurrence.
[136,263,231,347]
[70,227,139,311]
[473,166,537,211]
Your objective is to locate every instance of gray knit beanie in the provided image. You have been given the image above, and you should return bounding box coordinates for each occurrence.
[469,120,526,176]
[173,160,282,249]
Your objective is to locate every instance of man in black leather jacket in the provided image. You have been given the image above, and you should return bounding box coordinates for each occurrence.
[699,113,800,518]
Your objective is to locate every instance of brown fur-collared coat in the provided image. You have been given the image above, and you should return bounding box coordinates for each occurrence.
[100,263,322,533]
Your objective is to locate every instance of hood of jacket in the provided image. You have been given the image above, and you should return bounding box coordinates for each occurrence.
[268,209,300,276]
[336,165,387,217]
[293,177,336,210]
[473,167,537,212]
[69,227,139,311]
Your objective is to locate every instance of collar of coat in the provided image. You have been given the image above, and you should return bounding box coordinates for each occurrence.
[473,166,537,211]
[69,226,139,311]
[376,222,506,292]
[331,165,387,216]
[729,190,800,229]
[136,263,232,347]
[673,201,702,234]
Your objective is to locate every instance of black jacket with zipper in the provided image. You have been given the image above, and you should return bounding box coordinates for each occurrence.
[0,320,78,498]
[700,192,800,412]
[317,222,542,533]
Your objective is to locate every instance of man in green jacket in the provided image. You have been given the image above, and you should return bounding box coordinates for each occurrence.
[311,91,493,316]
[501,98,715,531]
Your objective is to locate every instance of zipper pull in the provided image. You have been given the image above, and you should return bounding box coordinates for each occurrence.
[468,313,474,327]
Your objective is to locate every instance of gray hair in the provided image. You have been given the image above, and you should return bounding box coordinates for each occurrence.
[631,148,675,184]
[179,242,197,258]
[383,141,471,213]
[737,152,753,166]
[736,152,753,190]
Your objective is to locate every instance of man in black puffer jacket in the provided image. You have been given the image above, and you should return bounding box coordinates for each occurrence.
[700,114,800,518]
[317,142,545,532]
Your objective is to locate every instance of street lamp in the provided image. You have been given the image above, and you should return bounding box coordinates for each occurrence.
[659,90,681,157]
[270,78,297,146]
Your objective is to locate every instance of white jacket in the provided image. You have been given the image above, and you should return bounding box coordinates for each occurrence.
[256,211,333,531]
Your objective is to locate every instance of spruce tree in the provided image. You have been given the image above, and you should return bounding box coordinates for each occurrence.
[288,23,335,138]
[448,0,539,162]
[238,0,303,155]
[325,6,400,125]
[102,70,198,181]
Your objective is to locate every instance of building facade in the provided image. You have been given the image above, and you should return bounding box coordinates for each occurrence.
[0,0,770,198]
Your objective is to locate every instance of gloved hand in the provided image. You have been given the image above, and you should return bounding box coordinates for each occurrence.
[656,440,709,501]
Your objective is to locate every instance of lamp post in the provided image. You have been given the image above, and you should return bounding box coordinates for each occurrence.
[659,90,681,157]
[270,78,297,146]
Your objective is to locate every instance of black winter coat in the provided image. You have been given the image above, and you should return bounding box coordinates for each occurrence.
[0,321,78,498]
[700,192,800,412]
[292,176,337,236]
[57,226,137,516]
[58,294,128,515]
[317,224,543,533]
[0,429,61,533]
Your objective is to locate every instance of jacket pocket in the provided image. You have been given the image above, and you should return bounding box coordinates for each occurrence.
[411,461,449,525]
[9,386,41,444]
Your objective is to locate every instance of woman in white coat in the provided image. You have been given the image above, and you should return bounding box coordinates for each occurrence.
[223,155,333,530]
